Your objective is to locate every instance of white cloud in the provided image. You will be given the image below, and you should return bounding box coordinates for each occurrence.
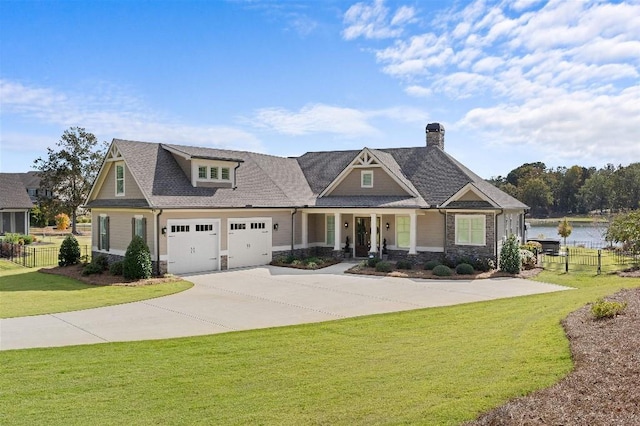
[405,85,432,97]
[251,103,427,137]
[342,0,416,40]
[0,79,263,153]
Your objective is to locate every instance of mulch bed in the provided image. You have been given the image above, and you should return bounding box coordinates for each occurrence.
[270,258,342,270]
[345,265,543,280]
[40,264,181,287]
[467,287,640,425]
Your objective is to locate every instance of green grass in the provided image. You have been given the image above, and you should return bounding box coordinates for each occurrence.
[0,270,638,425]
[0,262,193,318]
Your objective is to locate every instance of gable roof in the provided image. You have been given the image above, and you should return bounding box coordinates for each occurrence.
[86,139,528,211]
[0,174,34,209]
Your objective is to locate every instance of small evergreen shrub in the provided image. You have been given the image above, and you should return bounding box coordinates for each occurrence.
[58,235,81,266]
[82,262,103,276]
[367,257,381,267]
[432,264,452,276]
[500,234,521,274]
[3,233,21,244]
[21,235,35,245]
[395,260,412,270]
[441,255,458,268]
[304,256,322,265]
[424,260,441,270]
[375,261,393,272]
[110,261,124,276]
[306,262,319,269]
[123,235,152,280]
[456,263,475,275]
[591,298,627,319]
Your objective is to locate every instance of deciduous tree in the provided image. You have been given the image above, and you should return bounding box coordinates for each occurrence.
[34,127,107,234]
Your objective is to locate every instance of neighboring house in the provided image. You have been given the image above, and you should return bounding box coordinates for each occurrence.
[85,123,528,275]
[17,171,54,203]
[0,173,34,235]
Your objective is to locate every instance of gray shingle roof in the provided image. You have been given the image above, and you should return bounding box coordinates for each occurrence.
[0,174,34,209]
[87,139,528,211]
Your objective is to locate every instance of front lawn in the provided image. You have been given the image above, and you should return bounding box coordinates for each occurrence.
[0,262,193,318]
[1,269,638,425]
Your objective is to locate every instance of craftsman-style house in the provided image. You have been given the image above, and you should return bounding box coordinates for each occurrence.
[85,123,528,274]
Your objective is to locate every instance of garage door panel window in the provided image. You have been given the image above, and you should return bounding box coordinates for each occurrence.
[171,225,190,233]
[455,215,486,246]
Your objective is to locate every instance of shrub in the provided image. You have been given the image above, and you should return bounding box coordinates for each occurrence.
[291,259,303,266]
[367,257,381,267]
[500,234,521,274]
[456,263,475,275]
[424,260,441,270]
[395,260,412,270]
[21,234,35,245]
[521,241,542,256]
[123,235,152,280]
[93,254,109,270]
[55,213,70,231]
[304,256,322,265]
[110,261,124,276]
[2,233,21,244]
[472,257,495,272]
[58,235,81,266]
[441,255,458,268]
[375,261,393,272]
[520,249,536,270]
[432,264,452,277]
[306,262,319,269]
[283,255,296,264]
[591,298,627,319]
[82,262,104,276]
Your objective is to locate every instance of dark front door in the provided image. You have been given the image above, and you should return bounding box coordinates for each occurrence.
[355,217,370,257]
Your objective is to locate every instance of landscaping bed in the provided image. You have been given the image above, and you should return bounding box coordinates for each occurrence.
[468,287,640,425]
[270,256,341,270]
[40,264,181,286]
[345,261,543,280]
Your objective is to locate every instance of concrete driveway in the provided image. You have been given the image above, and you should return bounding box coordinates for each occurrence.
[0,263,569,351]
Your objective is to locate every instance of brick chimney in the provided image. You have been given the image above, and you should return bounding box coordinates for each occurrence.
[426,122,445,149]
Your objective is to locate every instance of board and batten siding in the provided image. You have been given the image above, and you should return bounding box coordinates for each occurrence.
[92,210,155,256]
[95,162,145,200]
[328,168,408,197]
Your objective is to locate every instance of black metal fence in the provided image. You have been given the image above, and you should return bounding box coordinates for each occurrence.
[0,243,90,268]
[541,245,639,274]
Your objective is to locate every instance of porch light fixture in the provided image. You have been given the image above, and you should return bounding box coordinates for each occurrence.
[385,222,390,230]
[273,223,278,231]
[161,226,167,235]
[344,222,349,228]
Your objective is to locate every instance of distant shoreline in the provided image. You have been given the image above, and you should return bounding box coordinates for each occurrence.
[527,216,609,226]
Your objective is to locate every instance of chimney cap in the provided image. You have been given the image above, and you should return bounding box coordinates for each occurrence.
[426,122,445,133]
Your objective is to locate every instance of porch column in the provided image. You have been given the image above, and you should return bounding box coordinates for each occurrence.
[370,213,378,253]
[333,212,341,252]
[409,211,417,255]
[301,212,308,248]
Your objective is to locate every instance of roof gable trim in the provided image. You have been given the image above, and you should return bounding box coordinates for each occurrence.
[319,148,418,198]
[439,183,499,208]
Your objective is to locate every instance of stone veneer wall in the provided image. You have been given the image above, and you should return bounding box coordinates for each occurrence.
[385,250,442,265]
[444,212,496,260]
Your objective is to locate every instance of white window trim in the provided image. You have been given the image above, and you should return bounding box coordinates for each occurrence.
[455,214,486,246]
[361,170,373,188]
[396,216,410,248]
[195,163,231,182]
[115,163,125,196]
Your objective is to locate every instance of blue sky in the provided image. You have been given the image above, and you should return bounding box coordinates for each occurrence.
[1,0,639,178]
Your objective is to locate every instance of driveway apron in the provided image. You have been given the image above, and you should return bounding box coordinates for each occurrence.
[0,263,569,350]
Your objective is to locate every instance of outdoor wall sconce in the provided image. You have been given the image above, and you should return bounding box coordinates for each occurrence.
[161,227,167,235]
[344,222,349,228]
[273,223,279,231]
[386,222,390,230]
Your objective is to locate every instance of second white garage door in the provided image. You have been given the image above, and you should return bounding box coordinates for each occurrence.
[228,218,272,269]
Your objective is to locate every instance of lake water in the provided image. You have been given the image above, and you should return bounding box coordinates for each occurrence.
[527,223,610,247]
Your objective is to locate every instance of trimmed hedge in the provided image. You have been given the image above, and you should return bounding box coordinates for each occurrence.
[375,261,393,272]
[455,263,475,275]
[432,264,452,277]
[424,260,441,270]
[123,236,152,280]
[395,260,412,270]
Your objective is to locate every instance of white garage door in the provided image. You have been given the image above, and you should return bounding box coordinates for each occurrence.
[167,219,219,275]
[228,218,272,269]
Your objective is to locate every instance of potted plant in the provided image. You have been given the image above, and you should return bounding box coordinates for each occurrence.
[344,236,351,259]
[382,238,388,260]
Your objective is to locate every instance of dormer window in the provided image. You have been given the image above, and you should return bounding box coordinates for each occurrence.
[194,162,234,186]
